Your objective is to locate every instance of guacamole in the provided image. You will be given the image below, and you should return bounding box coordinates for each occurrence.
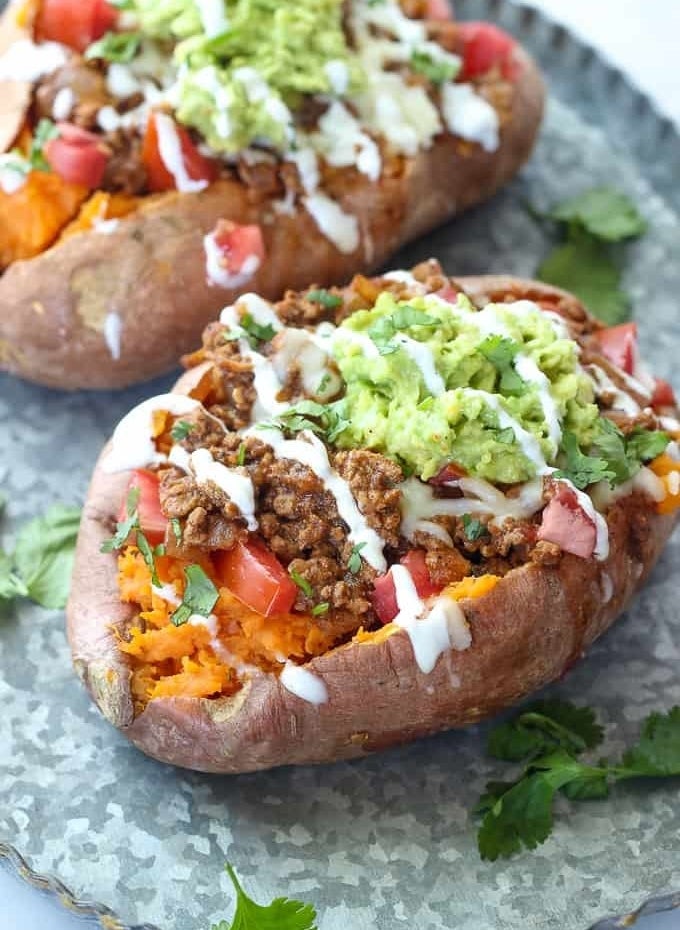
[129,0,357,152]
[330,293,599,483]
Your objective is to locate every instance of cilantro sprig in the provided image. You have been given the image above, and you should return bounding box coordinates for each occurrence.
[0,502,81,610]
[171,564,219,627]
[368,305,437,356]
[478,335,525,396]
[306,288,342,309]
[100,487,164,586]
[266,400,349,444]
[347,542,366,574]
[6,119,60,178]
[212,863,317,930]
[536,188,647,325]
[556,420,669,490]
[85,30,142,63]
[461,514,488,541]
[476,701,680,860]
[410,50,459,84]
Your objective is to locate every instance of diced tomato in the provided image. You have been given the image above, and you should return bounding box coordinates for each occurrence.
[45,122,109,188]
[458,22,518,82]
[37,0,118,52]
[592,322,637,375]
[212,219,266,276]
[142,112,218,193]
[424,0,453,21]
[400,550,442,598]
[537,484,596,559]
[651,378,676,409]
[214,539,298,617]
[118,469,167,546]
[371,550,443,624]
[429,461,467,485]
[436,284,462,304]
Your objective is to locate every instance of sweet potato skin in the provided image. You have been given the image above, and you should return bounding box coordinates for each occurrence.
[66,276,679,773]
[0,43,545,389]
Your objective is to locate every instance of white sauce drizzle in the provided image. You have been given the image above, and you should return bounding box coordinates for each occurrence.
[466,390,549,475]
[588,365,641,416]
[441,82,500,152]
[280,662,328,704]
[272,328,340,400]
[557,477,610,561]
[154,112,209,193]
[235,294,283,331]
[195,0,228,37]
[0,39,67,81]
[106,63,142,98]
[0,156,27,195]
[168,443,192,473]
[324,59,350,95]
[102,394,200,473]
[103,312,122,361]
[286,147,319,195]
[393,334,446,395]
[190,448,257,531]
[246,427,387,572]
[52,87,74,120]
[514,354,562,450]
[152,583,181,606]
[303,193,360,255]
[314,101,381,182]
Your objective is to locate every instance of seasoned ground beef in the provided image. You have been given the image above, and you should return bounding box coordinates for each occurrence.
[101,129,148,194]
[35,58,111,129]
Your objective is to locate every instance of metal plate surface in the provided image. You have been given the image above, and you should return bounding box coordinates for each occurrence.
[1,1,679,928]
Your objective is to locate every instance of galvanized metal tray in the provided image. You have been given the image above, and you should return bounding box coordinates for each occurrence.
[1,1,679,927]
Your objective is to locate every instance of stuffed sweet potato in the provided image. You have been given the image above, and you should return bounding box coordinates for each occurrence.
[0,0,544,390]
[67,262,680,773]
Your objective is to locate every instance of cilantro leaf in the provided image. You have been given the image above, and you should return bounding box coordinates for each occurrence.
[12,505,81,609]
[488,699,604,762]
[410,50,459,84]
[589,416,637,485]
[537,231,630,326]
[461,514,488,541]
[621,707,680,777]
[240,313,277,345]
[101,487,140,552]
[550,188,647,242]
[311,602,329,616]
[625,428,670,463]
[171,517,183,545]
[171,420,194,442]
[554,430,616,489]
[0,550,29,602]
[347,542,366,574]
[236,443,247,466]
[212,863,318,930]
[269,401,349,445]
[478,335,525,395]
[172,564,219,627]
[367,305,437,355]
[290,570,313,598]
[85,30,142,63]
[306,289,342,309]
[22,119,60,173]
[136,531,160,588]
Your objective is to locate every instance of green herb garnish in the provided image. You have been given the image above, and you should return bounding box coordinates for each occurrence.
[171,420,194,442]
[555,421,669,490]
[367,305,437,356]
[476,701,680,860]
[240,313,277,345]
[269,401,350,444]
[311,602,329,616]
[171,564,219,627]
[236,443,247,466]
[85,30,142,63]
[211,863,318,930]
[290,570,313,598]
[461,514,488,541]
[554,429,616,490]
[410,50,459,84]
[347,542,366,574]
[549,188,647,242]
[478,335,525,395]
[306,289,342,309]
[101,487,140,553]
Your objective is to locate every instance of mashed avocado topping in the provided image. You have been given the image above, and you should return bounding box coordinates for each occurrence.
[329,294,599,483]
[128,0,357,152]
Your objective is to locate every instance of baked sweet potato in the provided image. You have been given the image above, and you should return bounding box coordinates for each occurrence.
[0,0,544,389]
[67,266,680,772]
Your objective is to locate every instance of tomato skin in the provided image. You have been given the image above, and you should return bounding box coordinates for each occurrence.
[651,378,676,409]
[45,122,108,188]
[37,0,117,52]
[458,22,518,81]
[214,539,298,617]
[118,469,167,546]
[212,220,266,275]
[429,462,467,485]
[424,0,453,21]
[142,113,218,193]
[593,322,638,375]
[372,551,443,624]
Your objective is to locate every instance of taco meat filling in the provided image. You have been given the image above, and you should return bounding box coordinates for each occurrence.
[98,261,680,710]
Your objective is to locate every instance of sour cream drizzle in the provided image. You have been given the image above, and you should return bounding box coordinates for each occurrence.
[190,448,257,531]
[103,394,200,473]
[390,565,471,673]
[280,662,328,704]
[393,334,446,395]
[466,390,550,475]
[154,112,209,193]
[246,427,387,572]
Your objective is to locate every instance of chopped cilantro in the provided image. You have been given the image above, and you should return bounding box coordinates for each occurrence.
[347,542,366,574]
[211,863,318,930]
[554,429,616,490]
[367,305,437,355]
[136,531,160,587]
[170,517,183,545]
[101,487,140,552]
[311,602,329,616]
[316,372,331,395]
[236,443,247,466]
[85,30,142,63]
[171,420,194,442]
[24,119,60,173]
[290,570,313,598]
[461,514,488,541]
[478,335,525,395]
[410,50,459,84]
[240,313,277,345]
[306,288,342,309]
[625,427,669,463]
[172,564,219,627]
[269,401,350,444]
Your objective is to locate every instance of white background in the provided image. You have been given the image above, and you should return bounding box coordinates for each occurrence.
[2,1,678,928]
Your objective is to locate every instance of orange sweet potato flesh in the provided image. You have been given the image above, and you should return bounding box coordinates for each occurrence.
[59,191,140,241]
[0,171,88,267]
